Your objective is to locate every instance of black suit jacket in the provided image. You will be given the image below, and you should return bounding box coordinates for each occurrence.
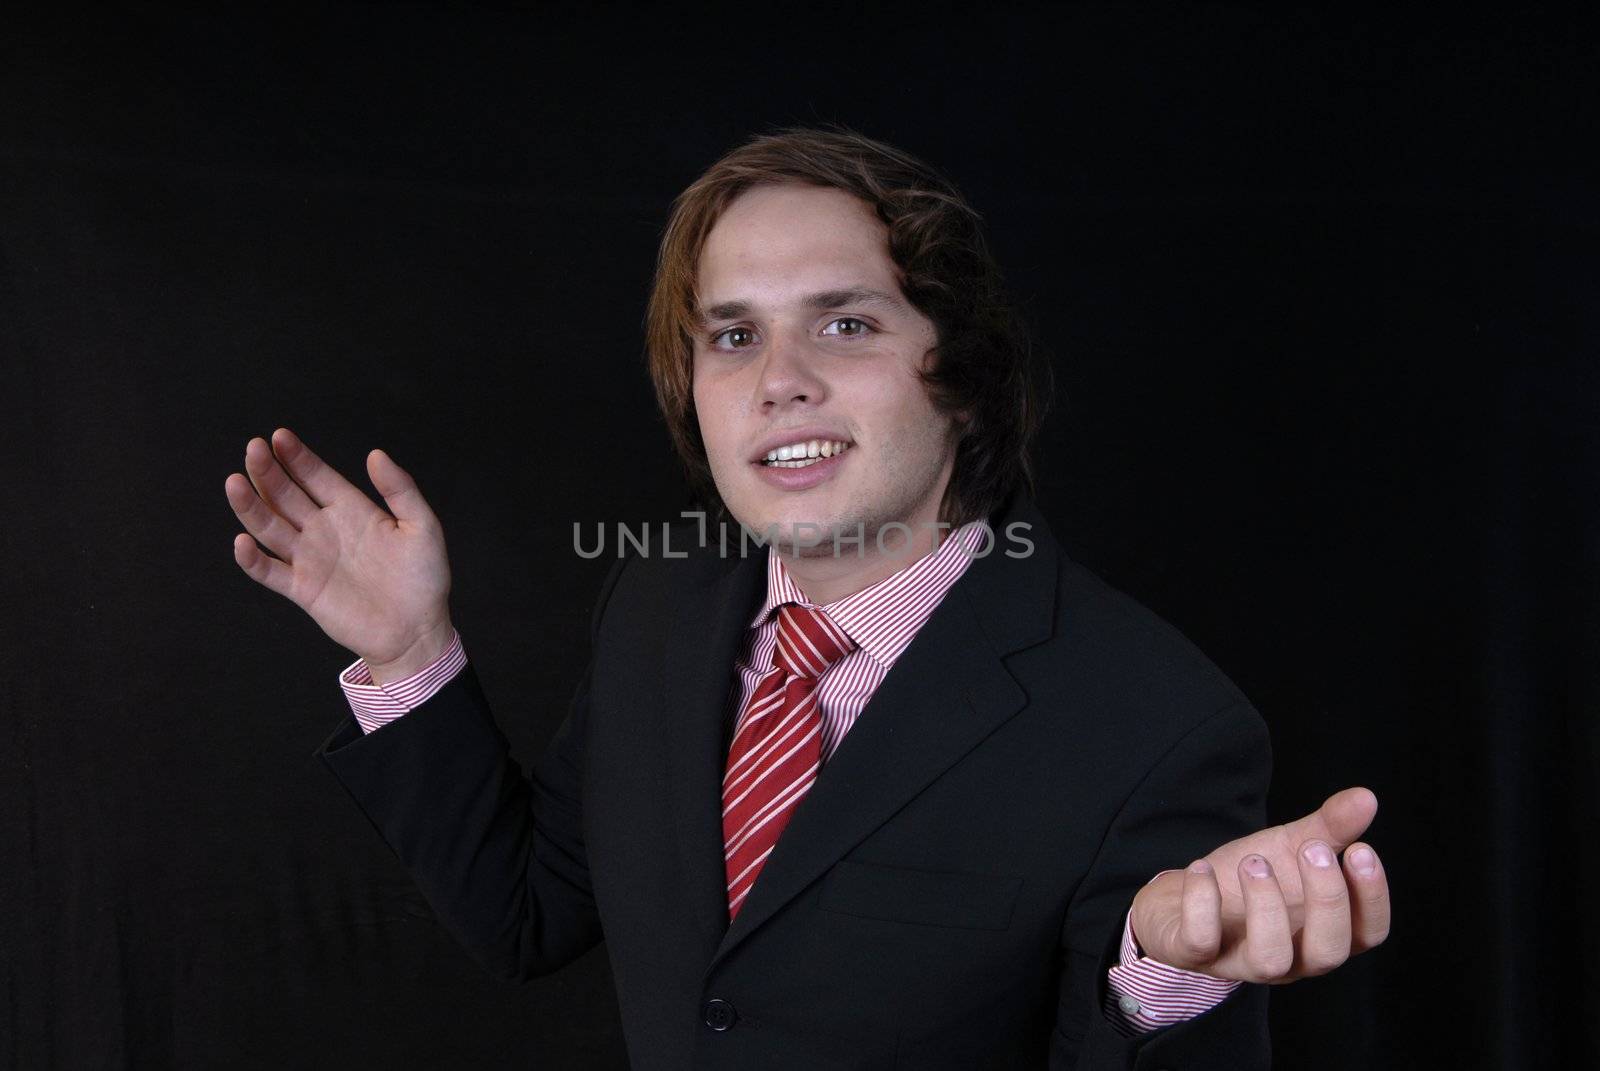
[316,493,1273,1069]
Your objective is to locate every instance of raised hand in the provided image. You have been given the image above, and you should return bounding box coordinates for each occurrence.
[1129,786,1391,984]
[224,427,455,682]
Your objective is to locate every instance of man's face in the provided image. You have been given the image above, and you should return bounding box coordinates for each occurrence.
[690,183,960,554]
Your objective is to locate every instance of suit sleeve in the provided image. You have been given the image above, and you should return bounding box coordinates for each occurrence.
[1049,700,1274,1071]
[311,554,631,982]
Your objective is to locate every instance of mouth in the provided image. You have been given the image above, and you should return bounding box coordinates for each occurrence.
[757,437,855,469]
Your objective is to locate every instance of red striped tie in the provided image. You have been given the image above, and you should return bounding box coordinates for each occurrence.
[722,602,856,921]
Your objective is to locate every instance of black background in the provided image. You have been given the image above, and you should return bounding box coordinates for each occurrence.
[3,4,1595,1068]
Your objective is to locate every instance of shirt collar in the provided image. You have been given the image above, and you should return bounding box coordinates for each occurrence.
[748,519,992,671]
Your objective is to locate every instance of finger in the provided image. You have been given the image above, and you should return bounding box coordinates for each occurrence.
[232,531,295,600]
[366,448,440,529]
[1293,839,1351,976]
[1343,842,1391,952]
[1177,859,1222,967]
[244,434,318,528]
[1280,786,1378,856]
[268,427,362,510]
[1238,855,1294,982]
[225,472,300,562]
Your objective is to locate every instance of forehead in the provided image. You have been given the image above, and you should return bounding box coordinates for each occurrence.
[696,183,898,301]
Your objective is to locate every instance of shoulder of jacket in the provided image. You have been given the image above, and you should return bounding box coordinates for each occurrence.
[1041,553,1257,728]
[590,516,742,617]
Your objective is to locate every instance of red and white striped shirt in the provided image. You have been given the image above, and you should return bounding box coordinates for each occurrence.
[338,518,1237,1034]
[733,521,993,765]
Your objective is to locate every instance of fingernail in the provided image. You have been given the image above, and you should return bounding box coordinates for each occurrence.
[1349,846,1377,876]
[1303,841,1335,868]
[1189,860,1213,875]
[1243,855,1270,879]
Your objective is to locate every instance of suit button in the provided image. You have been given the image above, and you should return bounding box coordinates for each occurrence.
[703,998,738,1031]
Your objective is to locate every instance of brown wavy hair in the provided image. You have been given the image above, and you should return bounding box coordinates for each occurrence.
[644,123,1053,527]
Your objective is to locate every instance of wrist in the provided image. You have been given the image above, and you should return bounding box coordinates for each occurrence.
[366,620,455,686]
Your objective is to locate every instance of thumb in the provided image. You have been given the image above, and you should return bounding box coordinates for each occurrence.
[367,448,440,528]
[1284,785,1378,853]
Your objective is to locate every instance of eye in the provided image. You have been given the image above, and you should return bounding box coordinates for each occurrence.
[822,317,873,338]
[710,326,756,350]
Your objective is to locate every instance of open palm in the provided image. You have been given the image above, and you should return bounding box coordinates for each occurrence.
[224,427,454,674]
[1130,786,1391,983]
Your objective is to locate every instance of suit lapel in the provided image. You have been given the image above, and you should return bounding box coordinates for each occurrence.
[705,494,1059,971]
[661,542,766,957]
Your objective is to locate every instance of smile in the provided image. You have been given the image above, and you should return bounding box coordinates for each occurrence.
[761,439,853,468]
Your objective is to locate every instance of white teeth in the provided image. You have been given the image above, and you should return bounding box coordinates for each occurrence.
[762,439,852,464]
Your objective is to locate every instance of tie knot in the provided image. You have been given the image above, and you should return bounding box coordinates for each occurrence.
[772,603,856,679]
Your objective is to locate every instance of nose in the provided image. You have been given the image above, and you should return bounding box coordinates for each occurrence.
[757,328,828,410]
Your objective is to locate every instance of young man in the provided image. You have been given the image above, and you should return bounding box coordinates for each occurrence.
[226,127,1390,1068]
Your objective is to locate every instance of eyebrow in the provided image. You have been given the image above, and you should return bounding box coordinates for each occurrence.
[696,287,909,327]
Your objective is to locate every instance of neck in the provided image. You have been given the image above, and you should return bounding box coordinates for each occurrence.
[776,520,955,605]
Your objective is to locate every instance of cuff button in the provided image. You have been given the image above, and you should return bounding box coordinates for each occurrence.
[1118,994,1143,1017]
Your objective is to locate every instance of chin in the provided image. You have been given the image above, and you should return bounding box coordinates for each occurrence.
[765,492,850,533]
[722,498,834,549]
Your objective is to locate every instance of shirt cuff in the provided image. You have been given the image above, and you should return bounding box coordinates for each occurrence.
[337,627,469,734]
[1103,869,1240,1036]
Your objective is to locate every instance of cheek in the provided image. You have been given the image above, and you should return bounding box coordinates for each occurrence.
[692,362,737,418]
[864,363,944,437]
[691,378,736,467]
[873,388,957,475]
